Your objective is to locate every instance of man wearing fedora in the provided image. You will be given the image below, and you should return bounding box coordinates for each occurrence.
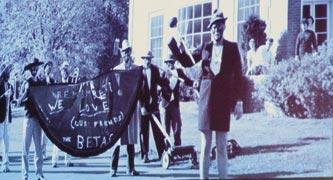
[19,58,47,180]
[110,39,140,176]
[139,50,168,162]
[161,54,196,146]
[0,64,14,173]
[168,9,244,179]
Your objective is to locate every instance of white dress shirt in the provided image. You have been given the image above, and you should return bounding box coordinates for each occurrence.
[211,44,224,75]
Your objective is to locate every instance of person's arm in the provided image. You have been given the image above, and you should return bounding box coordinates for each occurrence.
[168,38,203,67]
[232,43,244,120]
[177,69,194,87]
[311,31,318,53]
[295,34,300,59]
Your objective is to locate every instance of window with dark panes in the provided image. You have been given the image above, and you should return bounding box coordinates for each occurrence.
[150,15,164,66]
[178,1,212,50]
[302,2,329,45]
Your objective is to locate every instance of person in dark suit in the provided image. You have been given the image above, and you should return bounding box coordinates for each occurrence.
[168,9,243,179]
[0,64,14,173]
[161,54,196,146]
[139,51,167,163]
[295,19,318,60]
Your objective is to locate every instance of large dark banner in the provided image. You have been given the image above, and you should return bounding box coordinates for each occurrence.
[29,67,143,157]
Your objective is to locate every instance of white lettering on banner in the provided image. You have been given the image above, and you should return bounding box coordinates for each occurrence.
[76,134,113,149]
[71,116,88,130]
[48,99,64,111]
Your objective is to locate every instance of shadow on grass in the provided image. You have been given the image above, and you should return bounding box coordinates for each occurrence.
[240,136,330,156]
[231,169,320,179]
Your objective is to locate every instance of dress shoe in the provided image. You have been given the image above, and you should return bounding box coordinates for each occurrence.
[143,154,149,163]
[65,162,74,167]
[52,163,57,168]
[36,174,47,180]
[110,169,117,177]
[127,169,140,176]
[2,166,10,172]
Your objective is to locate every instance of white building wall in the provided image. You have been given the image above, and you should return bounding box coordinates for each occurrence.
[260,0,289,57]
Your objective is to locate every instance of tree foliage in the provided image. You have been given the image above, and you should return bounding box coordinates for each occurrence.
[0,0,129,81]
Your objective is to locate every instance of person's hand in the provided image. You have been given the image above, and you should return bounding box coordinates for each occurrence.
[234,101,243,120]
[193,80,199,88]
[141,107,148,116]
[4,89,12,98]
[295,55,300,61]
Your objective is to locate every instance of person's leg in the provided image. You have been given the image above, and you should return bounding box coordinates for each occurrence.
[150,112,166,159]
[22,118,33,180]
[140,115,150,160]
[216,131,228,179]
[2,121,10,171]
[164,106,171,136]
[171,105,182,146]
[31,117,43,177]
[199,130,212,180]
[126,144,139,175]
[64,153,73,166]
[41,131,48,159]
[111,145,120,176]
[51,145,59,167]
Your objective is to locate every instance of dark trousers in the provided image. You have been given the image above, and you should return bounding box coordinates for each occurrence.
[164,103,182,146]
[140,112,165,159]
[111,144,135,171]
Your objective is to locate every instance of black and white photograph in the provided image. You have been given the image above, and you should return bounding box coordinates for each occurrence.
[0,0,332,179]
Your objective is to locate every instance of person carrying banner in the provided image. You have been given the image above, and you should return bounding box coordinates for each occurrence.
[110,39,140,176]
[51,60,73,167]
[139,51,168,163]
[160,54,197,146]
[168,9,244,179]
[40,61,55,160]
[0,64,14,173]
[19,58,47,180]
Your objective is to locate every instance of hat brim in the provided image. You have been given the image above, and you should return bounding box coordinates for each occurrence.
[208,17,227,29]
[141,55,154,59]
[24,62,44,72]
[164,59,176,63]
[120,47,132,52]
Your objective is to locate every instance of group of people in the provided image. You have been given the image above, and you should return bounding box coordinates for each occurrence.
[0,58,80,180]
[0,8,247,180]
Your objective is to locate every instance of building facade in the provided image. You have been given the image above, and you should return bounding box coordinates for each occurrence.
[129,0,332,66]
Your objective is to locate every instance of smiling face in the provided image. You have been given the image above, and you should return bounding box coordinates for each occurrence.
[210,20,225,43]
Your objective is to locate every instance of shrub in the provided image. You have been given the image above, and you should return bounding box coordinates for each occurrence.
[256,41,333,118]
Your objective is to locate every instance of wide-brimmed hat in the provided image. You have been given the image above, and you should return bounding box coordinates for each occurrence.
[207,9,228,29]
[24,58,44,72]
[141,51,154,59]
[120,39,132,52]
[164,54,176,63]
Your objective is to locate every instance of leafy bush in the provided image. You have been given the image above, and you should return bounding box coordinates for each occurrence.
[256,41,333,118]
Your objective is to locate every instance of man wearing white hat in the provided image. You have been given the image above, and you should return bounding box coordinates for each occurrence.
[110,39,140,176]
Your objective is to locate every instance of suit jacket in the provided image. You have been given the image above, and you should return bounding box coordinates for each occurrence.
[161,68,193,107]
[0,81,13,123]
[140,65,168,113]
[169,38,243,131]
